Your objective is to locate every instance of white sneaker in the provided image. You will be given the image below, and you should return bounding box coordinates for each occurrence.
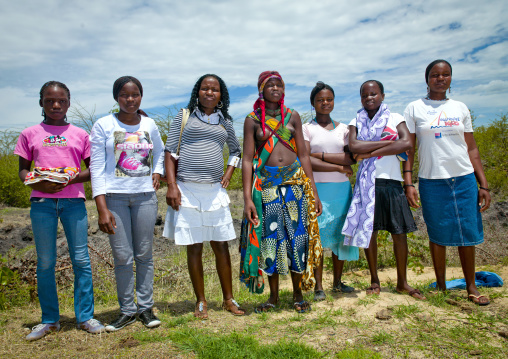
[78,318,105,334]
[26,322,60,341]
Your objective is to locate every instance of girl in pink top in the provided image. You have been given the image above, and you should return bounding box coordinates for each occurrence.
[15,81,103,341]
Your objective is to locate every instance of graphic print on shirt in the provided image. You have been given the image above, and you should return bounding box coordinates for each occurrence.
[377,125,399,159]
[42,135,67,147]
[114,131,153,177]
[428,110,461,139]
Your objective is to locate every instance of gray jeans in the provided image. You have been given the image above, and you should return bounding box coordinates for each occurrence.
[106,192,157,315]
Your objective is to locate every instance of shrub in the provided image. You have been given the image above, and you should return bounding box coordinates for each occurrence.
[0,155,31,207]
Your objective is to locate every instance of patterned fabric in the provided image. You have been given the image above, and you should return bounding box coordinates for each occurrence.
[240,108,322,292]
[24,167,78,185]
[342,104,390,248]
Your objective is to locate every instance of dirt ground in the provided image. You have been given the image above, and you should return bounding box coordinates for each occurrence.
[0,189,507,358]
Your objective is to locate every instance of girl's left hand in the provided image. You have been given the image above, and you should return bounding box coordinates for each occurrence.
[478,188,491,212]
[315,196,323,216]
[221,176,231,188]
[152,173,161,190]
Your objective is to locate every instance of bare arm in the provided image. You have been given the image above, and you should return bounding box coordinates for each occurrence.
[67,157,90,185]
[305,141,352,176]
[348,125,393,154]
[242,116,258,225]
[465,132,491,212]
[403,133,420,208]
[292,112,322,216]
[164,151,181,210]
[369,122,412,157]
[221,165,235,188]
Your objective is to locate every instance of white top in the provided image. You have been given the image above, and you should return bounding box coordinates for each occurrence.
[302,120,350,183]
[404,98,474,179]
[349,112,405,181]
[90,114,164,197]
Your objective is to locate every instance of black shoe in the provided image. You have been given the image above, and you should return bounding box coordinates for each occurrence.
[105,313,136,332]
[138,308,161,328]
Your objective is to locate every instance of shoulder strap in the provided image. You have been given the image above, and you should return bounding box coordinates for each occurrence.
[176,109,190,156]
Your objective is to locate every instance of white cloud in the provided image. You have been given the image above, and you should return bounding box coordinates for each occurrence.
[0,0,507,131]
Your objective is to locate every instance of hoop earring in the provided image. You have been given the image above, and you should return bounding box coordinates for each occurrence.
[41,109,45,117]
[196,98,199,105]
[449,86,451,93]
[216,101,223,109]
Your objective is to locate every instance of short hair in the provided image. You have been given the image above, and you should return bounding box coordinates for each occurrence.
[113,76,143,101]
[310,81,335,105]
[39,81,70,106]
[360,80,384,95]
[425,59,452,84]
[186,74,232,121]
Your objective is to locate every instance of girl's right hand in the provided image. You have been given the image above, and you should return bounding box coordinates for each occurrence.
[404,185,420,208]
[244,200,259,226]
[166,183,182,210]
[28,180,65,194]
[98,209,117,234]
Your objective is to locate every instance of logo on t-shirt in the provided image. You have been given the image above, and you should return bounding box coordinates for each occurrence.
[430,111,461,129]
[435,133,442,139]
[42,135,67,147]
[114,131,153,177]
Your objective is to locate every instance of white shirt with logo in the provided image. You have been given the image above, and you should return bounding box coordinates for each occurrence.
[404,98,474,179]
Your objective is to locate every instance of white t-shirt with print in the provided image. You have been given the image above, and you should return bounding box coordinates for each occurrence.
[404,98,474,179]
[302,120,350,183]
[90,114,165,198]
[349,112,405,182]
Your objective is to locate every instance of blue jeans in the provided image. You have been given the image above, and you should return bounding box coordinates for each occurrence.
[30,197,94,324]
[106,192,157,315]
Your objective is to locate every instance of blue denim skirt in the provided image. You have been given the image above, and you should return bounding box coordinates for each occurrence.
[419,172,483,246]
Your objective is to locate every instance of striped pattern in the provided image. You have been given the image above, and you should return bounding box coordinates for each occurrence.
[165,109,241,183]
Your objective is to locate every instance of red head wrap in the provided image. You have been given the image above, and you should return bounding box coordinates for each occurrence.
[253,71,285,135]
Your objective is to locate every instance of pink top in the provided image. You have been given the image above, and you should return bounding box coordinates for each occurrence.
[302,120,350,183]
[14,123,90,199]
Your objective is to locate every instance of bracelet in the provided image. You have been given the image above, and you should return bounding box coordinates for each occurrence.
[479,186,490,192]
[403,184,415,188]
[403,170,413,173]
[322,152,324,161]
[167,182,176,185]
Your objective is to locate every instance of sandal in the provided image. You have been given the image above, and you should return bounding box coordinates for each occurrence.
[294,301,311,313]
[254,302,276,314]
[396,288,426,300]
[314,290,326,301]
[194,301,208,319]
[222,298,245,316]
[468,294,490,306]
[366,283,381,295]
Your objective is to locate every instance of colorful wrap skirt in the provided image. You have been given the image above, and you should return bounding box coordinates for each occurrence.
[419,172,483,247]
[316,182,359,260]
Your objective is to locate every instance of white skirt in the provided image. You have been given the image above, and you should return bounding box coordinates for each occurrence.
[163,181,236,245]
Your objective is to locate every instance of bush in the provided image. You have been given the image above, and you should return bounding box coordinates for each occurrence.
[0,155,31,207]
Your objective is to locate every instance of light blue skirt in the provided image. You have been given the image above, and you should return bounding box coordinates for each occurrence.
[316,182,359,261]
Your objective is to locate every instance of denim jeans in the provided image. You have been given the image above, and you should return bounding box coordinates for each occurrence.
[30,197,94,324]
[106,192,157,315]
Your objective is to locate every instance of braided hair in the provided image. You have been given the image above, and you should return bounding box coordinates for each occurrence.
[186,74,232,121]
[360,80,384,95]
[310,81,335,105]
[39,81,71,120]
[113,76,143,101]
[425,59,452,84]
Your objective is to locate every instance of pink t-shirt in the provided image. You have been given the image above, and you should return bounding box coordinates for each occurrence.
[14,123,90,199]
[302,120,350,183]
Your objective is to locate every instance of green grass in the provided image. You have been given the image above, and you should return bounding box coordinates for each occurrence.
[168,327,325,359]
[336,348,382,359]
[391,303,421,319]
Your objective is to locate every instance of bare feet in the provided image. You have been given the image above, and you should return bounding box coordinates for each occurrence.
[366,283,381,295]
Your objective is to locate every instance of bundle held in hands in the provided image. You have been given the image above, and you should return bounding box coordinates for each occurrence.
[24,167,79,185]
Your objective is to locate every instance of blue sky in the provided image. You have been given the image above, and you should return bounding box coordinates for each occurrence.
[1,0,507,135]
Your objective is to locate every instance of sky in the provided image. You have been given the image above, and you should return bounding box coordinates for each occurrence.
[1,0,507,135]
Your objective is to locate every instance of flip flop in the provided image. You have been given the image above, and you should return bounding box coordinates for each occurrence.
[468,294,490,306]
[294,301,311,313]
[397,288,426,300]
[255,302,275,314]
